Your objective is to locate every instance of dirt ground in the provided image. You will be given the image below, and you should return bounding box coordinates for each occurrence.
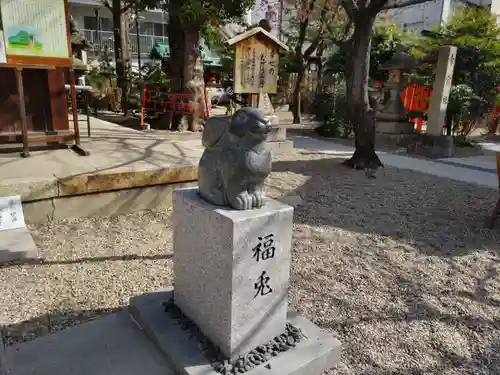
[1,151,500,375]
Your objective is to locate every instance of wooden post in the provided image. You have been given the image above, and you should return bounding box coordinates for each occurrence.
[250,94,258,108]
[15,68,30,158]
[68,68,81,146]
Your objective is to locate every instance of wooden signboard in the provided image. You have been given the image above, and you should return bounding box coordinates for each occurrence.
[228,27,288,95]
[0,0,81,157]
[0,0,71,67]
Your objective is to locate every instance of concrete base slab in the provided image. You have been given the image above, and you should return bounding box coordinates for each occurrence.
[7,312,174,375]
[23,181,197,224]
[0,227,38,264]
[129,288,341,375]
[407,134,455,158]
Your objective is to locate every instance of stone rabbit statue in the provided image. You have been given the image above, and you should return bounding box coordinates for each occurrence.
[198,107,271,210]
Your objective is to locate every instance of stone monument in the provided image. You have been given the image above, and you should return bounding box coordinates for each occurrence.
[377,44,416,134]
[408,45,457,158]
[129,107,341,375]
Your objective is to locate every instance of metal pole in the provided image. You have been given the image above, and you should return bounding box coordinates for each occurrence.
[279,0,284,40]
[135,4,141,76]
[94,8,100,47]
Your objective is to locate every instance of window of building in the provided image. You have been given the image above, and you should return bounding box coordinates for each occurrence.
[83,16,97,30]
[100,18,113,32]
[131,22,166,36]
[83,16,113,32]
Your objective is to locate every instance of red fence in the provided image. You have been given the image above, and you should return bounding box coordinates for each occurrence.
[140,83,210,128]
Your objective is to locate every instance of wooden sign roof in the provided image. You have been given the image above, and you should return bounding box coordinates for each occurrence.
[227,27,289,52]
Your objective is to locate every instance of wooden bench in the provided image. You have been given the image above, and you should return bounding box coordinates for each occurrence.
[487,152,500,228]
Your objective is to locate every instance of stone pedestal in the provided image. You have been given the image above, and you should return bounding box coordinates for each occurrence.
[129,186,341,375]
[265,115,294,153]
[173,188,293,359]
[406,134,455,158]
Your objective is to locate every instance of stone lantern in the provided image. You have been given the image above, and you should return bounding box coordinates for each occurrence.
[376,43,417,134]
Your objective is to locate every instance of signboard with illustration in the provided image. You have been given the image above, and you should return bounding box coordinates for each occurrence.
[228,27,288,95]
[0,0,71,66]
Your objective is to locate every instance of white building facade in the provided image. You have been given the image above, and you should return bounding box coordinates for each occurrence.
[68,0,168,68]
[384,0,498,33]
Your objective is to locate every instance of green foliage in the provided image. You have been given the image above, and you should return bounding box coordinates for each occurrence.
[411,7,500,127]
[168,0,255,26]
[311,91,353,138]
[200,23,234,75]
[86,52,116,90]
[325,21,414,82]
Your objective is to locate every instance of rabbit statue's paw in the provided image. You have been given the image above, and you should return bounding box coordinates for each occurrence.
[231,191,253,210]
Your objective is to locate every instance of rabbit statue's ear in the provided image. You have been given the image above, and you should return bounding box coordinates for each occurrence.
[202,115,230,147]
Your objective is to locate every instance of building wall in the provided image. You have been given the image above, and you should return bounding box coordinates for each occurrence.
[384,0,494,33]
[69,3,167,32]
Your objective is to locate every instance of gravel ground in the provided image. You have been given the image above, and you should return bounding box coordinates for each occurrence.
[2,150,500,375]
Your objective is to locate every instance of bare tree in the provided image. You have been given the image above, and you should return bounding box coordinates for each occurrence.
[287,0,340,124]
[330,0,431,170]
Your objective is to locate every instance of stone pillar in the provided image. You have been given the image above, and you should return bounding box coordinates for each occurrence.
[427,46,457,136]
[172,188,293,359]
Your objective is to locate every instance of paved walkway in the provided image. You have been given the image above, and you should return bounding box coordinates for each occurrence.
[0,117,203,201]
[6,313,173,375]
[289,135,499,189]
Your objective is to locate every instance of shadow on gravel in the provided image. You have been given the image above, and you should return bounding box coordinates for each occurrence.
[2,307,123,346]
[0,253,173,269]
[274,157,500,257]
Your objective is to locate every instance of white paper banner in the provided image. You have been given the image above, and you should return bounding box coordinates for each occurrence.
[0,196,26,231]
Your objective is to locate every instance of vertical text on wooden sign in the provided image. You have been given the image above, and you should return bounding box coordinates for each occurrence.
[234,36,279,94]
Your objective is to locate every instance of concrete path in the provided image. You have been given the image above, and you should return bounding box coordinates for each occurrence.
[0,117,203,201]
[437,155,497,173]
[289,135,499,189]
[6,312,174,375]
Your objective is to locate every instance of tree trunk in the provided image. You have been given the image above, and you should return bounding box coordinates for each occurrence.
[167,3,205,132]
[183,27,206,132]
[166,8,184,130]
[292,69,304,124]
[112,0,129,115]
[344,13,383,170]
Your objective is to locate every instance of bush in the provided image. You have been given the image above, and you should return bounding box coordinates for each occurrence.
[310,92,352,138]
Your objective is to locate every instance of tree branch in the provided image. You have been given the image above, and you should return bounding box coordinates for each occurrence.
[382,0,433,10]
[303,0,333,58]
[101,0,112,10]
[295,0,318,56]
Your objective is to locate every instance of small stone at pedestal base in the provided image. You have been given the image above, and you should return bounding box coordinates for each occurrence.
[406,134,455,158]
[129,288,341,375]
